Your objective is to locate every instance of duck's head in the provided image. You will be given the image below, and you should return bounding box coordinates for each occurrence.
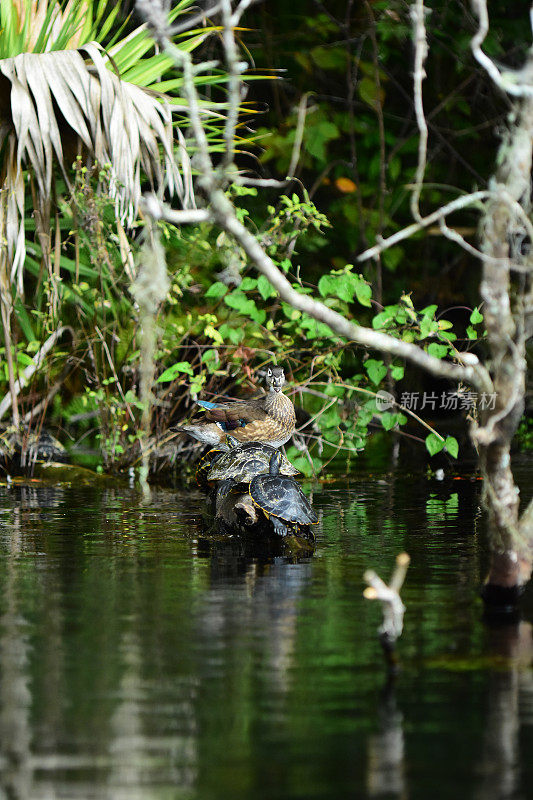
[265,365,285,393]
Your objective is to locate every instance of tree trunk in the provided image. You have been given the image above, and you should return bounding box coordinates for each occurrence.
[476,93,533,600]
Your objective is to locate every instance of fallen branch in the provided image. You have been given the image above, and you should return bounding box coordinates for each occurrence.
[364,553,410,668]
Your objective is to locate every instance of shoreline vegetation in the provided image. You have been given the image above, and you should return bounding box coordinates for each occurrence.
[0,1,531,595]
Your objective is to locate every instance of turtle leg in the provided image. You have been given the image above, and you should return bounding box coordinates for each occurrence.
[218,477,235,498]
[270,516,290,538]
[214,478,235,513]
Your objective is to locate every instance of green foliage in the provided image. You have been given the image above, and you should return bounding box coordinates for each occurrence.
[425,433,459,459]
[0,0,494,478]
[145,191,470,476]
[318,267,372,307]
[157,362,194,383]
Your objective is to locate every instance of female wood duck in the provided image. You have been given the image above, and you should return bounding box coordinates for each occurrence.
[179,366,296,448]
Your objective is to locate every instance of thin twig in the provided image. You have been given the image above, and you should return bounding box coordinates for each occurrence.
[410,0,429,222]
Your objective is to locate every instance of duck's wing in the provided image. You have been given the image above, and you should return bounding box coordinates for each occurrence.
[198,399,268,425]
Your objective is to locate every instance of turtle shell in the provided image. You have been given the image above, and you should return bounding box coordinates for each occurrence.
[249,474,318,526]
[206,441,299,483]
[195,446,227,488]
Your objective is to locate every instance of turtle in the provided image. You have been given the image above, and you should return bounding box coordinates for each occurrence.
[0,426,68,470]
[195,445,228,489]
[248,450,319,537]
[206,440,300,484]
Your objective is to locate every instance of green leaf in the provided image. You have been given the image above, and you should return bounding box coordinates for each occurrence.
[205,281,228,299]
[257,275,277,300]
[157,361,194,383]
[420,315,438,339]
[470,307,483,324]
[219,323,244,344]
[14,298,35,342]
[380,411,407,430]
[310,45,347,71]
[189,374,206,396]
[390,364,404,381]
[299,314,336,339]
[318,270,371,306]
[365,359,387,385]
[425,433,445,456]
[201,349,219,372]
[354,277,372,307]
[224,290,255,315]
[372,310,394,329]
[445,436,459,458]
[204,324,223,345]
[318,274,338,298]
[285,449,323,477]
[358,76,380,107]
[381,412,397,431]
[427,342,449,359]
[466,325,477,340]
[388,157,401,182]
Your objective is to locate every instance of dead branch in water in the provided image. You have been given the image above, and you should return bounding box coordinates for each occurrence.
[364,553,410,668]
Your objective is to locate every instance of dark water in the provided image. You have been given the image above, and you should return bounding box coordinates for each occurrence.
[0,456,532,800]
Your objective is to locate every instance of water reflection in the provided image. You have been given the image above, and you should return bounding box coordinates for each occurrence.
[474,621,533,800]
[366,679,406,798]
[0,460,529,798]
[0,508,33,800]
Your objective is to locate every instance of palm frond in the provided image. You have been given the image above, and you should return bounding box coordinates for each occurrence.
[0,42,195,292]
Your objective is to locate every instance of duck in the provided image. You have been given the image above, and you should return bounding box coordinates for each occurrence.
[178,365,296,448]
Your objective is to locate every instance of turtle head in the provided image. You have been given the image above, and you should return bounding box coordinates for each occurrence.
[224,434,239,449]
[265,365,285,393]
[269,449,283,476]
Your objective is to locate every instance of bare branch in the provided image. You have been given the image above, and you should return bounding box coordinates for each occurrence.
[471,0,533,97]
[410,0,429,222]
[237,178,293,188]
[221,0,244,172]
[357,190,491,262]
[437,218,531,271]
[141,197,212,225]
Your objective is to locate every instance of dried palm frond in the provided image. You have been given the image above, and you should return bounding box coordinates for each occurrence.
[0,42,195,294]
